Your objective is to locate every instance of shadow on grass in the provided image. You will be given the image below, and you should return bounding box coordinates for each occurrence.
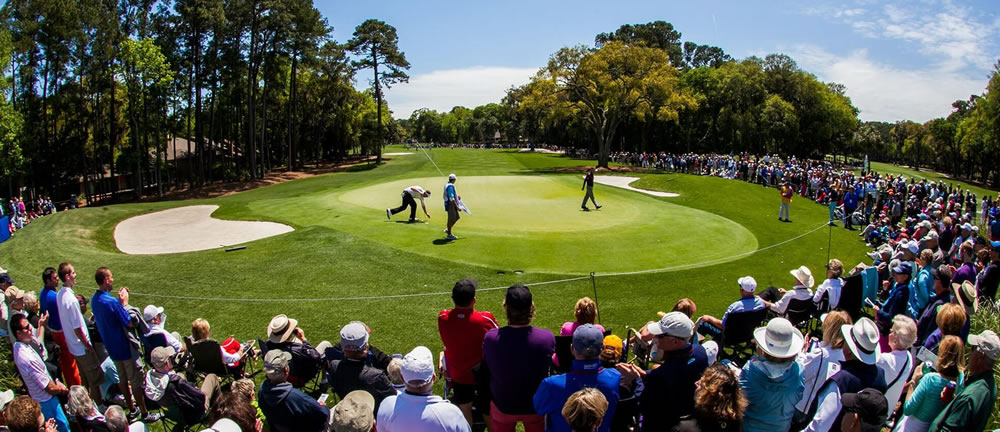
[432,238,454,245]
[346,162,385,172]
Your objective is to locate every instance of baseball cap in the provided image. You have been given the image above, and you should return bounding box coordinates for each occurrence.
[150,346,176,369]
[646,311,694,339]
[264,350,292,376]
[452,278,477,306]
[504,284,532,310]
[448,173,457,181]
[917,220,932,230]
[340,322,370,352]
[572,324,604,358]
[330,390,375,432]
[891,261,913,275]
[143,305,165,322]
[841,388,888,432]
[968,330,1000,362]
[601,335,623,361]
[921,230,939,241]
[991,240,1000,251]
[0,273,13,284]
[961,222,974,231]
[903,241,920,255]
[702,340,719,365]
[4,286,23,305]
[737,276,757,292]
[401,346,435,384]
[0,389,13,411]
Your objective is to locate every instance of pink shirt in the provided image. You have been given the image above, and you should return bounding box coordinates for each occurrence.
[559,322,605,337]
[13,341,51,402]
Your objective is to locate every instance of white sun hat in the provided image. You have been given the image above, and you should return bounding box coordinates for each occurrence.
[753,318,804,359]
[841,317,880,365]
[790,266,815,288]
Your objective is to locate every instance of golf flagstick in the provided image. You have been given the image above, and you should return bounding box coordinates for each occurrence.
[415,143,445,177]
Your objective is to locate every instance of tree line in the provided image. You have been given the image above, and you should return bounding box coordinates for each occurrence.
[0,0,409,202]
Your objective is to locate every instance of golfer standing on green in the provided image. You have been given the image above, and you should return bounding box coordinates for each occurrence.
[444,174,461,240]
[581,168,601,211]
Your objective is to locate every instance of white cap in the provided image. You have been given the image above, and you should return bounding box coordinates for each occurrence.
[200,419,241,432]
[340,322,370,352]
[737,276,757,292]
[143,305,165,322]
[401,346,435,384]
[646,312,694,339]
[448,173,457,181]
[904,241,920,255]
[702,340,719,365]
[969,330,1000,362]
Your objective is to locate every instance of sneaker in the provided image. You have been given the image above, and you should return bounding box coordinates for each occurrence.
[446,234,458,240]
[386,209,391,220]
[127,410,140,423]
[408,218,417,223]
[141,412,164,423]
[582,207,590,211]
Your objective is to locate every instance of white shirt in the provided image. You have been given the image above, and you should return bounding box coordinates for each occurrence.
[405,186,427,203]
[803,381,841,432]
[812,278,843,310]
[795,344,843,414]
[876,349,912,413]
[13,340,52,402]
[377,392,471,432]
[146,325,183,352]
[57,285,91,356]
[770,285,814,315]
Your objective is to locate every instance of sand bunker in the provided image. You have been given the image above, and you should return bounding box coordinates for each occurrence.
[594,176,679,197]
[384,152,414,156]
[114,205,293,254]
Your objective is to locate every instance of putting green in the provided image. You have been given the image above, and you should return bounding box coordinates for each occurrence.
[266,175,757,274]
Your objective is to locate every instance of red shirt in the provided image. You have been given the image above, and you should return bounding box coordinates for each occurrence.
[438,307,498,384]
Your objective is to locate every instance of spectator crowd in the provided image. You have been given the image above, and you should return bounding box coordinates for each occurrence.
[2,196,61,235]
[0,151,998,432]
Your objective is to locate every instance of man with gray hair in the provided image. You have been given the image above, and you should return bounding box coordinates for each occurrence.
[376,346,470,432]
[327,322,395,413]
[533,324,620,432]
[258,349,329,432]
[144,346,219,427]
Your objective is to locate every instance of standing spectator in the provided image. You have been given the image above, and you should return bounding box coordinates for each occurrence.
[779,180,793,222]
[39,267,81,386]
[559,297,605,337]
[916,265,953,345]
[330,390,375,432]
[812,259,845,311]
[802,317,887,432]
[55,263,104,405]
[672,364,746,432]
[89,268,152,422]
[376,346,470,432]
[617,312,708,431]
[739,318,804,432]
[876,315,916,418]
[897,335,965,431]
[327,321,395,413]
[951,242,977,287]
[438,278,497,426]
[258,350,329,432]
[482,285,555,432]
[12,314,69,432]
[844,187,859,229]
[533,324,620,432]
[561,389,608,432]
[975,241,999,301]
[6,395,59,432]
[921,303,967,354]
[929,330,999,432]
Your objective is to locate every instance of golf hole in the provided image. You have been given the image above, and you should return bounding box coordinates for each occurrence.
[514,270,524,275]
[497,271,505,275]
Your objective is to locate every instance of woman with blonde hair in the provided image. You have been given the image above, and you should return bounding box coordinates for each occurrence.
[561,388,609,432]
[812,259,844,311]
[895,335,965,431]
[191,318,247,370]
[673,364,746,431]
[791,310,852,427]
[560,297,605,336]
[921,303,966,353]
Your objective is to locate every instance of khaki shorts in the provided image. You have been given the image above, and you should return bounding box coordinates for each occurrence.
[114,354,144,391]
[74,350,105,390]
[448,205,460,225]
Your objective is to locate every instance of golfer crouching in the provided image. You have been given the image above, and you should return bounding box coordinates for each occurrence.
[387,186,431,223]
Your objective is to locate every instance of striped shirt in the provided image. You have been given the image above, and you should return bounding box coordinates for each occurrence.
[13,340,52,402]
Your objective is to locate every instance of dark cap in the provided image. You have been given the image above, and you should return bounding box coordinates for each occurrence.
[0,274,12,285]
[452,279,477,307]
[504,284,532,310]
[841,388,888,432]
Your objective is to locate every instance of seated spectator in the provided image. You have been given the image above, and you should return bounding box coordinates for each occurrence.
[437,278,497,426]
[142,305,183,352]
[873,261,912,351]
[559,297,605,336]
[258,349,329,432]
[761,266,815,315]
[929,330,999,431]
[839,388,888,432]
[482,285,554,432]
[144,346,220,427]
[876,315,916,419]
[922,303,966,354]
[534,324,620,432]
[331,390,375,432]
[327,321,394,413]
[617,312,708,431]
[671,298,697,317]
[376,346,470,432]
[802,317,887,432]
[896,335,965,431]
[386,358,405,394]
[812,259,844,311]
[696,276,765,339]
[67,384,110,431]
[907,250,935,319]
[916,265,952,345]
[739,318,804,432]
[672,364,746,432]
[10,314,69,432]
[265,314,330,387]
[6,395,59,432]
[597,335,639,431]
[561,388,608,432]
[191,318,249,371]
[231,378,265,423]
[207,391,260,432]
[103,405,146,432]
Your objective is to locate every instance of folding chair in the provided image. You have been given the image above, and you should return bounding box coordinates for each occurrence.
[836,273,865,321]
[785,298,817,331]
[186,338,240,385]
[718,309,768,363]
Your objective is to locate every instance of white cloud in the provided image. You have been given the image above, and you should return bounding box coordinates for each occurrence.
[786,45,985,122]
[377,67,537,119]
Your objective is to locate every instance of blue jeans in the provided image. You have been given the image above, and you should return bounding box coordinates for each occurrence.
[40,397,70,432]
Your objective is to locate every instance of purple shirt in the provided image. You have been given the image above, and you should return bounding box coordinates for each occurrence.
[952,262,977,287]
[482,326,555,415]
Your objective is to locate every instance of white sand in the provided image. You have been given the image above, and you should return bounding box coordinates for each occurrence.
[594,176,679,197]
[518,148,564,154]
[384,152,414,156]
[114,205,294,254]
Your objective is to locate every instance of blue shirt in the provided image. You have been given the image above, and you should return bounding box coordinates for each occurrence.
[722,296,766,327]
[90,290,133,361]
[39,286,62,332]
[907,267,933,319]
[533,359,620,432]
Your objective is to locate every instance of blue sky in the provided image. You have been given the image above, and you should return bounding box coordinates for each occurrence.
[317,0,1000,123]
